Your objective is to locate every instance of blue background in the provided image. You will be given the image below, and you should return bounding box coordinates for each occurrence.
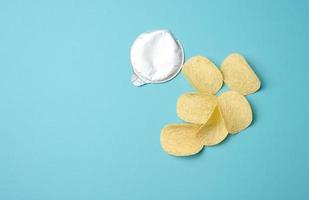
[0,0,308,199]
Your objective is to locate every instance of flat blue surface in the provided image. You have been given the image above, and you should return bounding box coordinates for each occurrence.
[0,0,308,199]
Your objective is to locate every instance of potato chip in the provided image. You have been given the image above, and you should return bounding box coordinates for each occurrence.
[197,106,228,146]
[176,93,217,124]
[160,124,204,156]
[218,91,252,134]
[183,55,223,94]
[221,53,261,95]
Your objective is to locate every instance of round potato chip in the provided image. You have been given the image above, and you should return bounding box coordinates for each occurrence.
[176,93,217,124]
[197,107,228,146]
[160,124,204,156]
[221,53,261,95]
[218,91,252,134]
[183,55,223,94]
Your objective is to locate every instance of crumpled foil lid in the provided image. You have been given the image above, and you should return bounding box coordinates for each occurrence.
[130,30,184,86]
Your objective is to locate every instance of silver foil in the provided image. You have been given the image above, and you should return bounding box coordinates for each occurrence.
[130,30,184,86]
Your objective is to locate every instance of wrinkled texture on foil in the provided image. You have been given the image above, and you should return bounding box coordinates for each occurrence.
[130,30,184,86]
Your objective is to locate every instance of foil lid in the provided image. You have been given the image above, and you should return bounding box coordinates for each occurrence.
[130,30,184,86]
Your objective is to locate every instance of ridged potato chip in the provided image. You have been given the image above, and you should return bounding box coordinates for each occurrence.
[218,91,252,134]
[221,53,261,95]
[176,93,217,124]
[183,55,223,94]
[197,107,228,146]
[160,124,204,156]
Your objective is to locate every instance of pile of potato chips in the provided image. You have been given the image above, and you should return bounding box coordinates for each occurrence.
[160,53,261,156]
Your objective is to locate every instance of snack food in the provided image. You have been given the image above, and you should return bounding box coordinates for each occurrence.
[197,107,228,146]
[160,124,204,156]
[176,93,217,124]
[183,56,223,94]
[221,53,261,95]
[160,53,260,157]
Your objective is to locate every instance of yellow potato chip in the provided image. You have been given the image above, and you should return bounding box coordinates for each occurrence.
[218,91,252,134]
[221,53,261,95]
[183,55,223,94]
[197,106,228,146]
[160,124,204,156]
[176,92,217,124]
